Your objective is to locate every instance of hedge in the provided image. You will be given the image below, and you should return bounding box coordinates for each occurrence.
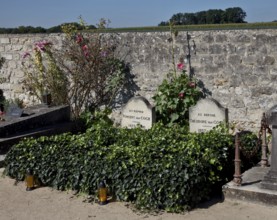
[4,122,233,212]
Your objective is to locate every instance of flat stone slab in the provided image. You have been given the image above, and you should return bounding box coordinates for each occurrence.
[223,166,277,206]
[0,105,70,138]
[0,105,73,159]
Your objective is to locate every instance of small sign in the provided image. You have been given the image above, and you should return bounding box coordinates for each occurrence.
[6,104,23,117]
[189,98,228,133]
[121,96,155,129]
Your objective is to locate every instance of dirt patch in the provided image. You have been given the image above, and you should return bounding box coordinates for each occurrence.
[1,168,276,220]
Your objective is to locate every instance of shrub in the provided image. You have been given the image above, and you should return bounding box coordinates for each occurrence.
[4,122,233,212]
[21,18,128,119]
[153,24,201,127]
[239,131,262,171]
[153,72,201,127]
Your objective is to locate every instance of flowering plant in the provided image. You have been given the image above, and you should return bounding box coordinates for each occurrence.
[21,40,67,105]
[153,61,200,126]
[21,18,128,118]
[153,25,201,126]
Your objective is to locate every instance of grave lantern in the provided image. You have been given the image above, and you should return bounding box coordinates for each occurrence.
[98,180,108,205]
[25,169,35,191]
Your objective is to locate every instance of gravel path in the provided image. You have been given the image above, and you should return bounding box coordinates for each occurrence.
[1,168,277,220]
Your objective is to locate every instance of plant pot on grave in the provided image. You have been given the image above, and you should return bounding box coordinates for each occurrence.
[42,93,52,106]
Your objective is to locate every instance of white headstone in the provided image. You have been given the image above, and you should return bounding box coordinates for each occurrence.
[121,96,155,129]
[189,98,228,133]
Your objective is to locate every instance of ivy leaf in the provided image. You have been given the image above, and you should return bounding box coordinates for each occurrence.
[170,113,179,122]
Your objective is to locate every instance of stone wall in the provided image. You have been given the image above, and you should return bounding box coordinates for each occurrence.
[0,29,277,131]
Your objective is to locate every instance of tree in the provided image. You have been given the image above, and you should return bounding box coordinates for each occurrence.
[158,7,247,26]
[224,7,247,23]
[170,13,185,25]
[182,13,198,25]
[195,11,207,24]
[158,21,169,26]
[206,9,224,24]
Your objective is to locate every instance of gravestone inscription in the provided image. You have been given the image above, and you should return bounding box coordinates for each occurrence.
[189,98,228,133]
[121,96,155,129]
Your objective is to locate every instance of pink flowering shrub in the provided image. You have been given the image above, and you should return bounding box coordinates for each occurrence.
[153,62,200,126]
[21,19,128,118]
[153,24,201,126]
[22,40,67,105]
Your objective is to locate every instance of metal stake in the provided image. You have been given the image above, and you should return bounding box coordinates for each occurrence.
[233,132,242,186]
[261,113,268,167]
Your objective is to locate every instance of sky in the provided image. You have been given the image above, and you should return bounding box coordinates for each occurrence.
[0,0,276,28]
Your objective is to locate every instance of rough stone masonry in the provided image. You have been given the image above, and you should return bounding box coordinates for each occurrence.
[0,29,276,132]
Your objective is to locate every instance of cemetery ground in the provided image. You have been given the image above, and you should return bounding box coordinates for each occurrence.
[1,168,277,220]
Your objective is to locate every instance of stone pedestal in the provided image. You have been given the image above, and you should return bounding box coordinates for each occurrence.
[261,111,277,190]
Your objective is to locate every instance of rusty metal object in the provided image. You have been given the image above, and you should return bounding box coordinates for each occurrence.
[233,132,242,185]
[260,113,269,167]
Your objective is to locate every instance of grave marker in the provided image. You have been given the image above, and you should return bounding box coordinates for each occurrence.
[189,98,228,133]
[121,96,155,129]
[261,108,277,190]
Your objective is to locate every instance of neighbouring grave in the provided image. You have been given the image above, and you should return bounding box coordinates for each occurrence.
[121,96,155,129]
[261,107,277,190]
[189,98,228,133]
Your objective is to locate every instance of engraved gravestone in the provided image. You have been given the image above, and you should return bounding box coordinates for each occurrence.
[189,98,228,133]
[121,96,155,129]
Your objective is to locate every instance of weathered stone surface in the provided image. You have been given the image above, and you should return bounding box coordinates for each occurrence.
[235,34,251,43]
[261,111,277,190]
[251,87,275,97]
[0,38,10,44]
[0,29,277,132]
[209,44,222,54]
[228,55,242,66]
[215,34,227,42]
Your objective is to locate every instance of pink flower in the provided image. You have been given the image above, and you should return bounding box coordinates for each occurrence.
[76,34,83,44]
[22,52,31,59]
[188,82,196,88]
[34,40,52,52]
[82,45,89,57]
[178,92,185,99]
[177,63,185,70]
[82,45,88,51]
[84,51,89,58]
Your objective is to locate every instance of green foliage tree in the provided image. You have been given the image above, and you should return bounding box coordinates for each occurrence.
[0,22,96,34]
[206,9,225,24]
[195,11,207,24]
[159,7,247,26]
[224,7,247,23]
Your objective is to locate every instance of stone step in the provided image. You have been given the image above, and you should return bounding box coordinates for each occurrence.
[222,166,277,206]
